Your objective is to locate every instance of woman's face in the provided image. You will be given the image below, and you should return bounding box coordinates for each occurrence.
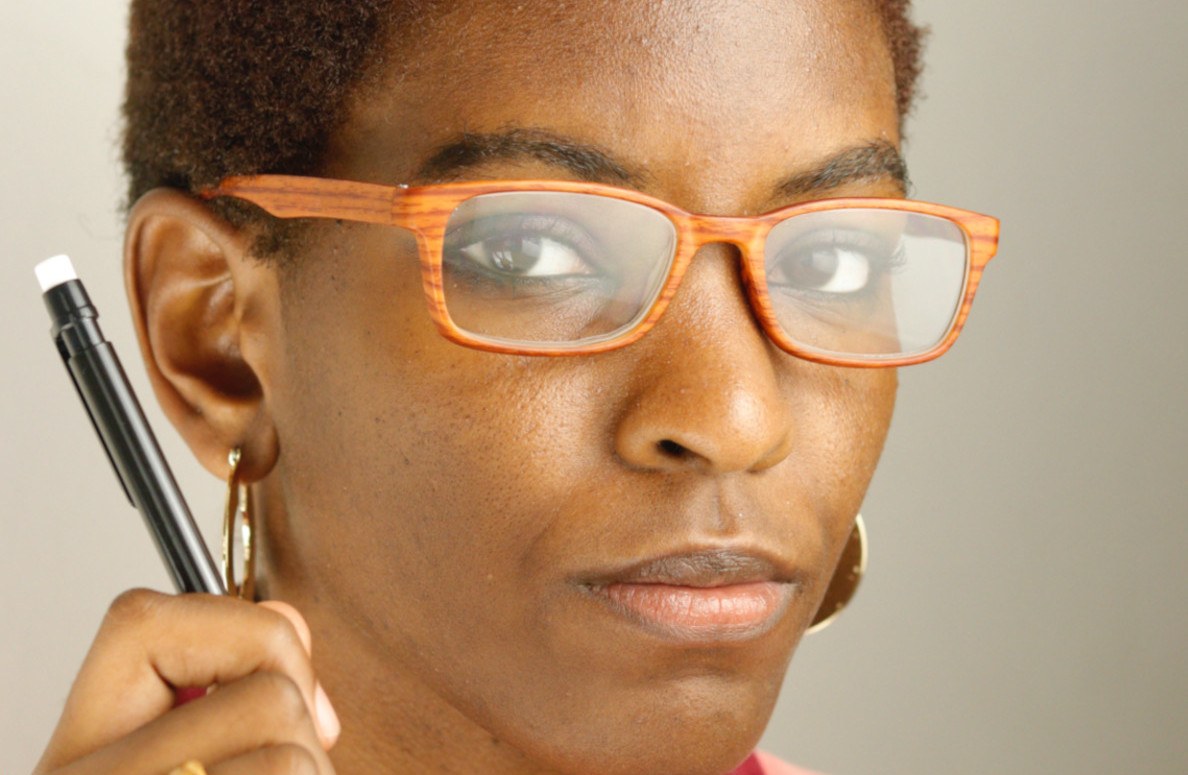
[255,1,900,772]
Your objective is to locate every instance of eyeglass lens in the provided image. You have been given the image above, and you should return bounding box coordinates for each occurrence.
[440,191,968,358]
[764,209,967,358]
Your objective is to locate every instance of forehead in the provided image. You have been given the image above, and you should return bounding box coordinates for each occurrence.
[332,0,898,207]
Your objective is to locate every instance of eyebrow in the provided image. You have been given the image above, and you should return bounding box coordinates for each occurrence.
[415,128,908,197]
[775,140,909,198]
[416,128,637,185]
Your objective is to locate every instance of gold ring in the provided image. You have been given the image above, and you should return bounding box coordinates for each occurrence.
[168,762,207,775]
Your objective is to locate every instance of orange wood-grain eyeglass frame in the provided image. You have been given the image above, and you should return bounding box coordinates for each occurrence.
[200,175,1000,367]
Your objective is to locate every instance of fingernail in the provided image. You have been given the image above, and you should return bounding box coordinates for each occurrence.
[314,681,341,747]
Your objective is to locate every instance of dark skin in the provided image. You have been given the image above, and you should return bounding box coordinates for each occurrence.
[37,1,900,774]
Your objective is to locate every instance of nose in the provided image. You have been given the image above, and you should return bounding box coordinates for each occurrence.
[614,245,794,475]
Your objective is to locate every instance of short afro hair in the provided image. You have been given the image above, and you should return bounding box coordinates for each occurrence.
[122,1,926,224]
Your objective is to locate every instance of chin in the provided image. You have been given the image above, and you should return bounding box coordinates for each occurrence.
[551,730,763,775]
[515,671,781,775]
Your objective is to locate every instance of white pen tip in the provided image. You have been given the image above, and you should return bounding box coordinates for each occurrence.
[35,254,78,292]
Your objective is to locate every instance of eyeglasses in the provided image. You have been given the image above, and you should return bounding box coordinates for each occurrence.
[200,176,999,367]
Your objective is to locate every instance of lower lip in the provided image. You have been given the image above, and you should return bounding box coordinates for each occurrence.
[590,581,794,642]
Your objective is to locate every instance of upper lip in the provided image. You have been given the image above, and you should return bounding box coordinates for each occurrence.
[579,548,799,589]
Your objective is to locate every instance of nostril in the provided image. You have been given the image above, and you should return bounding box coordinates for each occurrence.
[657,439,688,458]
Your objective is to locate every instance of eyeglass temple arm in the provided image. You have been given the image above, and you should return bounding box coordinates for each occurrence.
[198,175,404,226]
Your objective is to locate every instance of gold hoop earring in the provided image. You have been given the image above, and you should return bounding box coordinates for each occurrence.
[222,447,256,600]
[806,514,867,634]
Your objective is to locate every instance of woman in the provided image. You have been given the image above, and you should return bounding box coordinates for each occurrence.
[34,1,997,773]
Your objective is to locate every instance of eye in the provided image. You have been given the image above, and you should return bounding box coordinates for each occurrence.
[445,214,603,280]
[767,229,899,296]
[777,244,869,292]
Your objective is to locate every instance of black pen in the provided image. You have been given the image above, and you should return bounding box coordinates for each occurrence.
[36,254,225,594]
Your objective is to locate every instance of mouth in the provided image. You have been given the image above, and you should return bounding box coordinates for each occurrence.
[578,549,800,643]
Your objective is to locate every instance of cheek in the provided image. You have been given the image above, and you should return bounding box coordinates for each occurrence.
[266,224,608,609]
[796,365,897,503]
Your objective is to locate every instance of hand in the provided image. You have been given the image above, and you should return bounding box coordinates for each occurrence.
[33,590,340,775]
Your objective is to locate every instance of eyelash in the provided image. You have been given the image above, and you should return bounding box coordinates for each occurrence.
[444,214,602,268]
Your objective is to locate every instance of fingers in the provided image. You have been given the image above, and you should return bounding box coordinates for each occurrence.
[38,590,339,771]
[206,744,318,775]
[258,601,312,653]
[256,600,340,744]
[59,671,335,775]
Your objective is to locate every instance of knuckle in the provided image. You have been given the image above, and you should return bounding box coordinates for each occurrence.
[259,743,318,775]
[261,611,306,657]
[255,671,309,723]
[104,588,161,629]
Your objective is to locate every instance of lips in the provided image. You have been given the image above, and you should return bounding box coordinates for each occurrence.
[579,549,799,643]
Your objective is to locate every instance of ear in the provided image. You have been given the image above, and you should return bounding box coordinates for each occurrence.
[124,188,279,482]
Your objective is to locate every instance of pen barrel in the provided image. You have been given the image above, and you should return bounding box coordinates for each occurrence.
[68,341,225,594]
[43,279,97,352]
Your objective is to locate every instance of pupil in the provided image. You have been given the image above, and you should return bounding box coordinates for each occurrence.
[489,234,541,273]
[797,249,837,286]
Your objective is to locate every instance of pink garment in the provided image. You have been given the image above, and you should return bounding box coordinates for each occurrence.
[729,750,824,775]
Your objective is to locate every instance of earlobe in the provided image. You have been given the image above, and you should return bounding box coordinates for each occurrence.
[124,188,279,482]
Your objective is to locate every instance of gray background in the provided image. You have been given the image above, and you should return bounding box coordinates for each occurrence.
[2,2,1185,773]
